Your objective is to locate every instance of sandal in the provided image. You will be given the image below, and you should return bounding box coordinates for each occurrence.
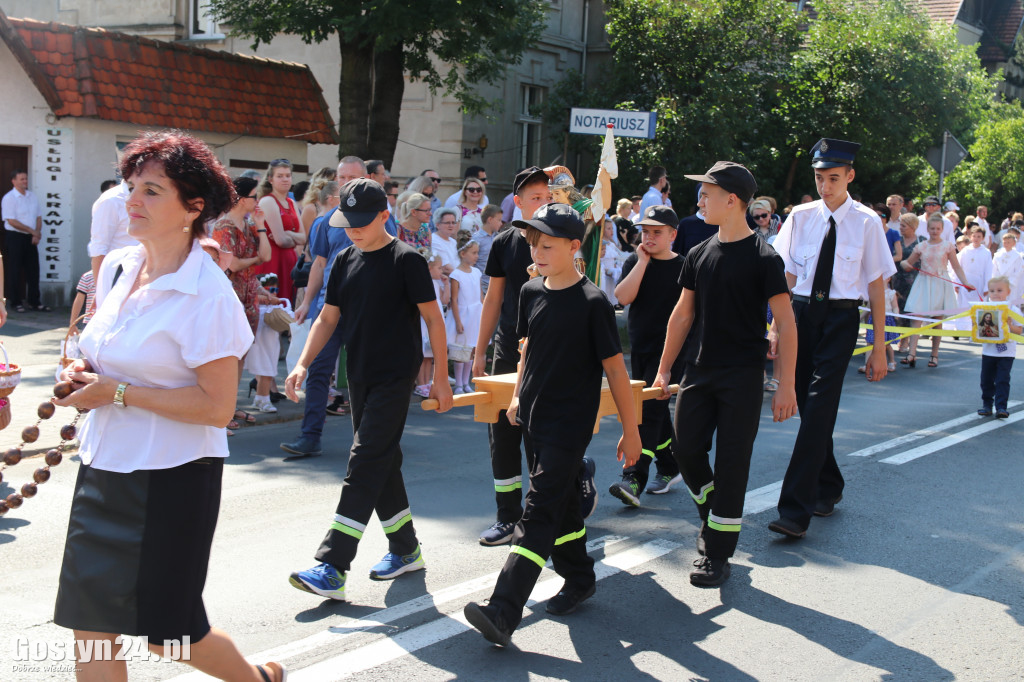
[764,378,779,393]
[257,662,287,682]
[928,355,938,368]
[227,429,235,437]
[905,354,916,368]
[233,409,256,425]
[887,361,897,371]
[227,420,241,430]
[13,305,25,313]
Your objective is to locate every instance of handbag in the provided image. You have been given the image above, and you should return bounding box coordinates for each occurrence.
[447,343,474,363]
[263,306,295,333]
[291,252,312,289]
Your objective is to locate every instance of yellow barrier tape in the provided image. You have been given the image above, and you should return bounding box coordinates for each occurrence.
[853,308,1024,356]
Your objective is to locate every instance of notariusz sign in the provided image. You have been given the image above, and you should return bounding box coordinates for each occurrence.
[569,108,656,139]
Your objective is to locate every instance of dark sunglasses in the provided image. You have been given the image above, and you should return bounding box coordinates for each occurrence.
[753,213,770,220]
[924,202,939,207]
[479,177,488,183]
[246,194,258,199]
[465,187,483,193]
[387,193,399,198]
[269,158,291,167]
[430,177,441,183]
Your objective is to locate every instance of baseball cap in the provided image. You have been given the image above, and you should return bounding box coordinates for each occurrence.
[943,200,959,211]
[512,166,549,195]
[922,195,940,206]
[637,205,679,227]
[328,178,388,228]
[684,161,757,203]
[512,202,585,241]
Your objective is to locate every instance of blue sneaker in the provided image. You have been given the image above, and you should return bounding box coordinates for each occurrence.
[369,544,425,580]
[289,562,346,600]
[579,457,597,519]
[479,521,515,546]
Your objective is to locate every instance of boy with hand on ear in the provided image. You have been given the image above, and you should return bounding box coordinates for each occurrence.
[464,202,642,647]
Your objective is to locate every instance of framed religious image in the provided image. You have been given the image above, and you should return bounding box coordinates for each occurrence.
[971,303,1009,344]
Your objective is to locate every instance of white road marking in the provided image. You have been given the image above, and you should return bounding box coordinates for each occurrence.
[168,535,628,681]
[743,481,783,516]
[848,402,1021,457]
[288,539,682,681]
[881,410,1024,464]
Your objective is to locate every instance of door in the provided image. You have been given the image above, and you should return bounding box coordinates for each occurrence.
[0,145,29,253]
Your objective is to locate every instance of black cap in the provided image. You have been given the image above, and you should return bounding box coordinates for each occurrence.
[512,166,549,195]
[637,205,679,227]
[922,195,941,206]
[512,202,585,241]
[684,161,757,203]
[328,178,388,228]
[810,138,860,168]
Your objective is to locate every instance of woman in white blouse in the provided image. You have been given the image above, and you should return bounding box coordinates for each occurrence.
[51,131,285,682]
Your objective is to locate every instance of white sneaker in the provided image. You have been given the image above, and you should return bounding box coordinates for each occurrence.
[448,375,457,385]
[413,385,430,398]
[251,396,277,413]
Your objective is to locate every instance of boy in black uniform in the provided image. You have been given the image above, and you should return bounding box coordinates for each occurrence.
[654,162,797,586]
[609,205,686,506]
[285,179,453,601]
[464,203,642,646]
[473,168,597,546]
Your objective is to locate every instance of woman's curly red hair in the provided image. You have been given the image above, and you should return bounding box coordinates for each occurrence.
[119,130,236,237]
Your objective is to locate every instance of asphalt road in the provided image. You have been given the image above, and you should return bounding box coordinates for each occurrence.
[2,335,1022,681]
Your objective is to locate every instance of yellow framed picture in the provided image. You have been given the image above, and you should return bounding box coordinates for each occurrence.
[971,303,1009,344]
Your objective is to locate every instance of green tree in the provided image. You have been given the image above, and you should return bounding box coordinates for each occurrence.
[208,0,547,165]
[945,102,1024,219]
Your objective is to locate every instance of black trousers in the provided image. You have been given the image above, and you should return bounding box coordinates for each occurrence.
[673,363,764,559]
[980,355,1013,412]
[4,231,40,307]
[316,378,419,572]
[488,340,535,523]
[777,303,860,529]
[623,351,682,489]
[488,434,594,631]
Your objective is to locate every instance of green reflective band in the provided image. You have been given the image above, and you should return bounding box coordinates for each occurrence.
[553,527,586,546]
[656,437,672,450]
[382,513,412,535]
[641,448,655,459]
[330,521,363,540]
[707,519,741,532]
[509,544,546,568]
[494,482,522,493]
[690,482,714,505]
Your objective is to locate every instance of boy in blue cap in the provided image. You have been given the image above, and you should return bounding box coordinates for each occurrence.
[464,202,642,646]
[769,138,896,539]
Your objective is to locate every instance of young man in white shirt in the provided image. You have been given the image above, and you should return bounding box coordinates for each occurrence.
[639,166,668,217]
[2,170,46,311]
[769,138,897,539]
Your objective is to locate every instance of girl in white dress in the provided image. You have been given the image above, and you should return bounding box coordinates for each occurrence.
[449,231,484,394]
[600,217,626,306]
[901,213,976,367]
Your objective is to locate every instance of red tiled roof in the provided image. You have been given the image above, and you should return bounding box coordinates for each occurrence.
[913,0,964,25]
[0,13,338,144]
[977,1,1024,62]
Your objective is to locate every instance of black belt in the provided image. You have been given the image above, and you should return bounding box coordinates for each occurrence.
[791,294,862,309]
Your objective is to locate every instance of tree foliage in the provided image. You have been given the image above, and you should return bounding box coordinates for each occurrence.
[564,0,999,207]
[946,102,1024,219]
[208,0,547,164]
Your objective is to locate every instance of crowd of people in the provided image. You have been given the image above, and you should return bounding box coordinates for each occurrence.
[7,125,1019,675]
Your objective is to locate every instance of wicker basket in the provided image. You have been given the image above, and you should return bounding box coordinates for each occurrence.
[0,342,21,399]
[0,398,10,431]
[447,343,474,363]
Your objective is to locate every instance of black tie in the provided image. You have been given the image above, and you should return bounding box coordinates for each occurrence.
[808,216,836,322]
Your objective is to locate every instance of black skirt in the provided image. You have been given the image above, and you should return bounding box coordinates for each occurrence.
[54,457,223,642]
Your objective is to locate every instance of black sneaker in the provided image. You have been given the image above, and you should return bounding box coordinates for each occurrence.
[813,494,842,517]
[608,474,640,508]
[579,457,598,518]
[978,406,993,416]
[768,516,806,538]
[546,582,596,615]
[280,437,323,458]
[690,556,730,587]
[464,602,512,647]
[996,410,1010,419]
[326,396,349,416]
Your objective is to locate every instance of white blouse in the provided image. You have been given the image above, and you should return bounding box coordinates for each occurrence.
[76,241,254,473]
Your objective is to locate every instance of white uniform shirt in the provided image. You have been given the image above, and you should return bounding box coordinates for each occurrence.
[2,187,39,232]
[975,217,991,247]
[916,214,955,243]
[76,241,254,473]
[87,181,137,257]
[773,194,896,300]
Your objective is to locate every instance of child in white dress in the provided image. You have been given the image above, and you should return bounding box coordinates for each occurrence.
[449,231,483,394]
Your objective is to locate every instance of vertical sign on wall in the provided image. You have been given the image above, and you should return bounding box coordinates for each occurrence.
[34,126,73,284]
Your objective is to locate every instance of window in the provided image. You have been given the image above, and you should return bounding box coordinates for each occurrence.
[190,0,224,40]
[517,85,544,169]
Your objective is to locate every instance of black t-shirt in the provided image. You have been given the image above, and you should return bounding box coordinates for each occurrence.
[324,238,435,384]
[678,233,789,368]
[484,227,534,354]
[516,276,622,449]
[619,252,685,354]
